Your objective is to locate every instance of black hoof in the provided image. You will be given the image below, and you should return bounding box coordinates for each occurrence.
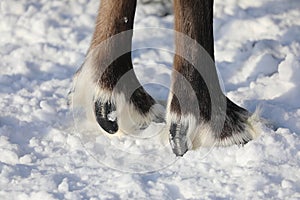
[169,122,189,157]
[94,100,118,134]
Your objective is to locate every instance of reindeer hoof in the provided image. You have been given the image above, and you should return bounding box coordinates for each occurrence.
[94,100,118,134]
[169,122,189,157]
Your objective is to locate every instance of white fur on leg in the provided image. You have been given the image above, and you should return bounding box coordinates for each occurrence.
[165,109,262,151]
[69,64,101,124]
[69,51,164,135]
[114,93,164,134]
[192,109,262,149]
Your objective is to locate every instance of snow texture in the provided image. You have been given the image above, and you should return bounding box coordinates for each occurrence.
[1,0,300,199]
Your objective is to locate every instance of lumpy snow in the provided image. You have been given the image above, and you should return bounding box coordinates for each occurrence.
[0,0,299,199]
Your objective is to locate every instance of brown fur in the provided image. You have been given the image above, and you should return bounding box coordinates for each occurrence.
[88,0,155,115]
[174,0,214,60]
[171,0,214,119]
[81,0,254,151]
[90,0,137,51]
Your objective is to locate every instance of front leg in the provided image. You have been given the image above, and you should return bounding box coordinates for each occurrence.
[70,0,163,134]
[168,0,260,156]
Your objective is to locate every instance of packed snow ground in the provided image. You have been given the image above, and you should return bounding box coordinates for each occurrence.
[1,0,300,199]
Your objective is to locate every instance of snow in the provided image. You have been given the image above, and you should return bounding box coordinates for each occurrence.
[0,0,300,199]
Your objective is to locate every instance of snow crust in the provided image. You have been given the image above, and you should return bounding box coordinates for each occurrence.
[0,0,300,199]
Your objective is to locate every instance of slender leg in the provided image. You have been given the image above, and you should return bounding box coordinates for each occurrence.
[71,0,163,134]
[168,0,258,156]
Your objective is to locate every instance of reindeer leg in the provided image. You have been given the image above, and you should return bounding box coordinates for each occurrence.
[168,0,259,156]
[71,0,163,134]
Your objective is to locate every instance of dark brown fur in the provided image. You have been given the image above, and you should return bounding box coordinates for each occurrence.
[89,0,155,115]
[90,0,137,50]
[83,0,253,152]
[170,0,214,120]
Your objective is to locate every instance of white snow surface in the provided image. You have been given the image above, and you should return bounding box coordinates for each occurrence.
[1,0,300,199]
